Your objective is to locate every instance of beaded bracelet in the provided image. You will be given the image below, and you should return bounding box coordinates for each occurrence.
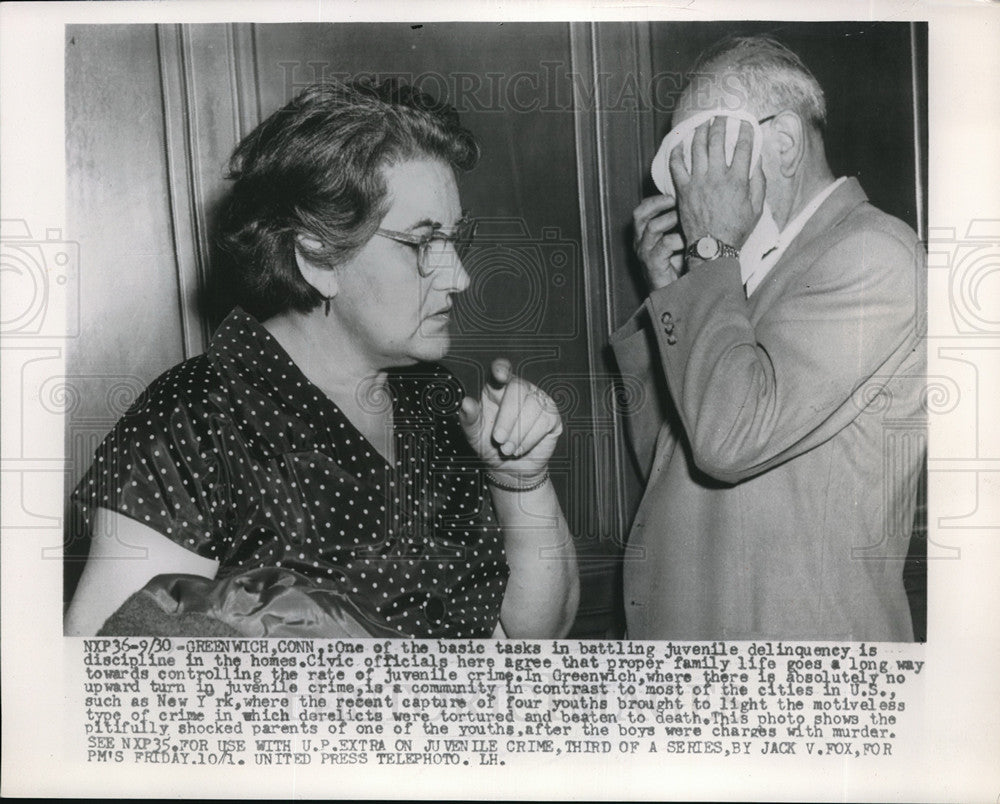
[485,470,550,493]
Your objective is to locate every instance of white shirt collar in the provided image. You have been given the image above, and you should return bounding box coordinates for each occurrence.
[744,176,847,296]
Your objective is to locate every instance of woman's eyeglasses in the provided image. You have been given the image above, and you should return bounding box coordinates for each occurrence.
[375,216,477,277]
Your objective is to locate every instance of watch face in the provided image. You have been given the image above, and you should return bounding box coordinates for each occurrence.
[696,236,719,259]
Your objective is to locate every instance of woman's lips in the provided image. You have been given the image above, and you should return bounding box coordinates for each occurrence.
[426,306,452,320]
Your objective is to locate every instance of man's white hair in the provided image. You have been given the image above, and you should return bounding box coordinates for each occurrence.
[687,35,827,130]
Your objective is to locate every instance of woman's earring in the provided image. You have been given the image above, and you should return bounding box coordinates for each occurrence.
[323,295,334,317]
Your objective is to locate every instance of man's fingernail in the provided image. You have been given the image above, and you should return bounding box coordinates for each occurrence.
[501,441,515,455]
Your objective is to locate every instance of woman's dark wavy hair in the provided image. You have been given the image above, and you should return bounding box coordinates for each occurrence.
[217,80,480,318]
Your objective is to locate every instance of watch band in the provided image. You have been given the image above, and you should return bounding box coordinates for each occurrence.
[686,235,740,261]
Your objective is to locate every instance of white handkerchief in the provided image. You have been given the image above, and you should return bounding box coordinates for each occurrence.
[651,109,763,198]
[650,109,779,290]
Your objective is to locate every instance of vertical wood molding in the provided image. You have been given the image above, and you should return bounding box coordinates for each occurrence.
[910,22,927,243]
[633,22,656,190]
[158,23,261,355]
[569,22,655,559]
[156,23,210,358]
[228,23,261,142]
[569,23,616,552]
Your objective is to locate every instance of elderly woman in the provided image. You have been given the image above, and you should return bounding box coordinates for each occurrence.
[64,81,579,638]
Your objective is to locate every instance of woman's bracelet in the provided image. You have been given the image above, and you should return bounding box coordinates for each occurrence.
[485,470,550,493]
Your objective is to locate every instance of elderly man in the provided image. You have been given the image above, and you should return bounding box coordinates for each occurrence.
[611,36,925,640]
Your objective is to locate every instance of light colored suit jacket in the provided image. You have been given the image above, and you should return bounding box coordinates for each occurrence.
[611,178,925,641]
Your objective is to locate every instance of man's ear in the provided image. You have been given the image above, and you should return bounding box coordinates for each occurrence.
[294,234,337,298]
[770,110,806,178]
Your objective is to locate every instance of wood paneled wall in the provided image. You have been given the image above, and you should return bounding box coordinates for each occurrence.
[64,22,925,637]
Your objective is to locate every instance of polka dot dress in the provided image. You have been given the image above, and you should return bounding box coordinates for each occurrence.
[72,308,509,638]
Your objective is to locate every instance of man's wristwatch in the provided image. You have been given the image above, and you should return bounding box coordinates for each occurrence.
[685,235,740,262]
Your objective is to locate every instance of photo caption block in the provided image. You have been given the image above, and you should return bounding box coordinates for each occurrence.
[74,638,923,767]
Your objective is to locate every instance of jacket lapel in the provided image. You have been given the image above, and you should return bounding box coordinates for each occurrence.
[749,177,869,309]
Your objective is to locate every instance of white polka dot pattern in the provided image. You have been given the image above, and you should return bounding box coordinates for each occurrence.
[72,309,508,637]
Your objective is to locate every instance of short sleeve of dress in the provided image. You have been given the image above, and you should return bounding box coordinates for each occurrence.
[71,356,229,560]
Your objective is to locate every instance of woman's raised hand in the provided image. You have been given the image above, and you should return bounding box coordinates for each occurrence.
[459,358,563,484]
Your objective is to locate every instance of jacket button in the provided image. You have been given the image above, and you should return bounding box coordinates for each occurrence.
[660,311,673,325]
[666,334,678,345]
[663,321,674,335]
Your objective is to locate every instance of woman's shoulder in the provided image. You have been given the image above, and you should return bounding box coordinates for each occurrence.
[117,354,232,435]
